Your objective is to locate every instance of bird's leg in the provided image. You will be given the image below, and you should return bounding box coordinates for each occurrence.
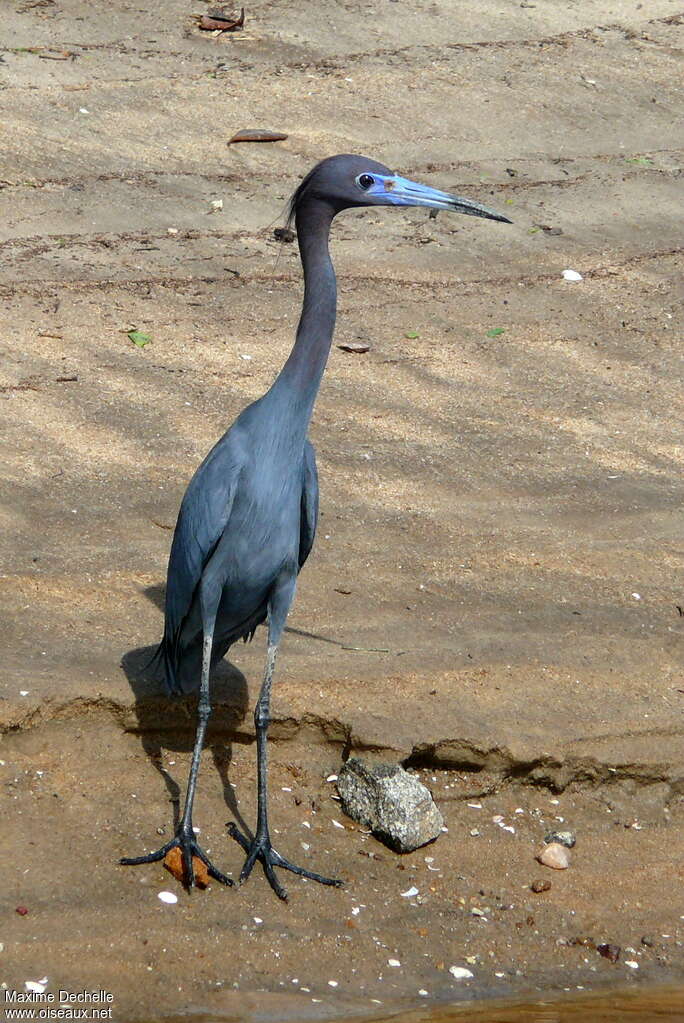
[121,630,233,889]
[227,642,343,900]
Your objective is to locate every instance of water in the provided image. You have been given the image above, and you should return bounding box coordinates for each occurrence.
[348,986,684,1022]
[153,986,684,1023]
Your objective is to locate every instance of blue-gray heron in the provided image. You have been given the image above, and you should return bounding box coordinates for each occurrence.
[121,154,510,898]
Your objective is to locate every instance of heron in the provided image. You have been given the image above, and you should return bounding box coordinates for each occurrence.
[121,154,510,899]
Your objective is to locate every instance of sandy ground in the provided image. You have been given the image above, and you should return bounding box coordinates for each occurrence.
[1,1,683,1020]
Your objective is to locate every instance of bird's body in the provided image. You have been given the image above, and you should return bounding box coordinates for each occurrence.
[160,400,318,695]
[121,154,509,898]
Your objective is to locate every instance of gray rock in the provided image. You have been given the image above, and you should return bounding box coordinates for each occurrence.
[544,829,576,848]
[336,757,444,853]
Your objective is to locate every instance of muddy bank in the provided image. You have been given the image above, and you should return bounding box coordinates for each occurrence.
[4,711,684,1020]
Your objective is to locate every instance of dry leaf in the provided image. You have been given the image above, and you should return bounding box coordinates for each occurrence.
[198,7,244,31]
[337,342,370,354]
[228,128,288,144]
[164,845,210,888]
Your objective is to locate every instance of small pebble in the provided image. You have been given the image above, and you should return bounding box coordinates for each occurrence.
[641,935,654,947]
[388,959,401,967]
[470,828,480,837]
[531,879,552,893]
[328,980,338,987]
[16,906,29,916]
[597,943,620,962]
[538,842,570,869]
[625,960,639,970]
[544,829,576,848]
[562,269,583,282]
[158,891,178,905]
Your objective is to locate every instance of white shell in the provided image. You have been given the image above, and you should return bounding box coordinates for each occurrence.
[449,966,474,980]
[400,885,419,898]
[25,981,47,994]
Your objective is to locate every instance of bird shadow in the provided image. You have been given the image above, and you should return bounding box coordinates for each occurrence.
[121,595,253,838]
[141,582,166,615]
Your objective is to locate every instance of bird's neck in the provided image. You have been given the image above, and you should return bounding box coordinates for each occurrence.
[270,200,337,428]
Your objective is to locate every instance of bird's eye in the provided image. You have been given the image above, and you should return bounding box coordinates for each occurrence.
[357,174,374,190]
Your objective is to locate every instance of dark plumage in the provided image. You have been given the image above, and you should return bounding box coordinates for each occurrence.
[121,154,510,898]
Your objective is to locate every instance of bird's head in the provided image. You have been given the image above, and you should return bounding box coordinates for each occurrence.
[287,153,511,225]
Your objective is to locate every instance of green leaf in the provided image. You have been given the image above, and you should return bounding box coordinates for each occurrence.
[128,330,151,348]
[404,330,419,339]
[625,156,654,166]
[486,327,505,338]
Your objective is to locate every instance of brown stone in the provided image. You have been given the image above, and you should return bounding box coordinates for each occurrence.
[537,842,570,870]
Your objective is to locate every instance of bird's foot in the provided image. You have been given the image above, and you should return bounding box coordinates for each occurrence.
[227,822,343,901]
[121,823,233,889]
